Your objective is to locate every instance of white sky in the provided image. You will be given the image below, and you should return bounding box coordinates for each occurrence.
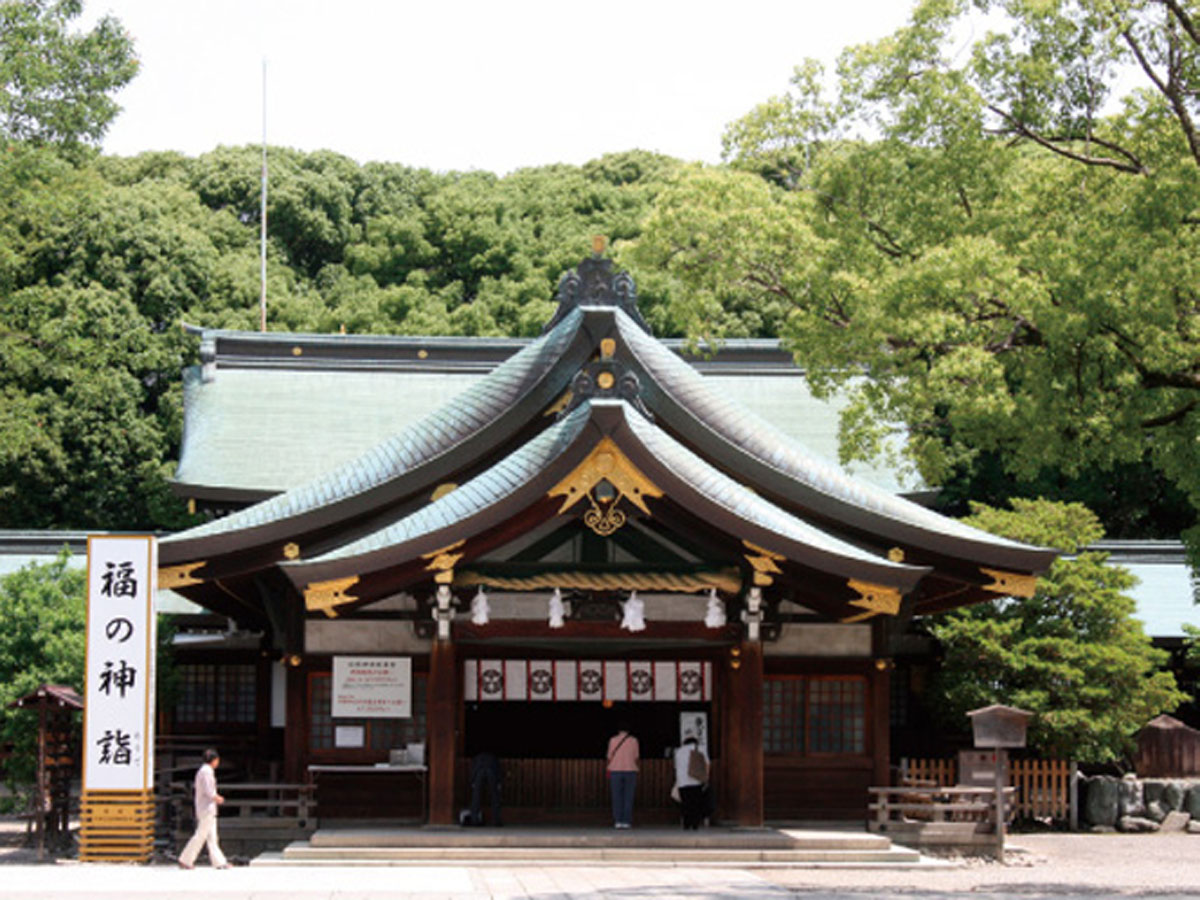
[81,1,916,174]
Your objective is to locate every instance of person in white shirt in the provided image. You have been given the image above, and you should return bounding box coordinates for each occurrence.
[673,735,709,830]
[178,748,229,869]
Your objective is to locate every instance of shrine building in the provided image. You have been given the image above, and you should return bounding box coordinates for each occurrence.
[157,252,1056,825]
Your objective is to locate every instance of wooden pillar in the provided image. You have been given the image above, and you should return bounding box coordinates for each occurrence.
[871,661,891,787]
[283,661,307,784]
[722,639,764,826]
[427,637,457,825]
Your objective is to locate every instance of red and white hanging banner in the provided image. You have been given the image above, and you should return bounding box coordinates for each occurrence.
[528,660,555,701]
[464,659,712,702]
[554,660,578,701]
[653,661,677,701]
[579,661,604,701]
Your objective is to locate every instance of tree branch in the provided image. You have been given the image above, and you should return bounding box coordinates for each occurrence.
[986,106,1148,174]
[1118,23,1200,168]
[1141,399,1199,428]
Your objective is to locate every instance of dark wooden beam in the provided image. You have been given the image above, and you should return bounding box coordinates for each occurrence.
[427,639,457,825]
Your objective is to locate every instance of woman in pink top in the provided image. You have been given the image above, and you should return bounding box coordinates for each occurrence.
[605,720,639,828]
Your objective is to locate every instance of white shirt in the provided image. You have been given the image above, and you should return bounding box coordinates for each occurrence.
[673,743,709,789]
[194,762,219,819]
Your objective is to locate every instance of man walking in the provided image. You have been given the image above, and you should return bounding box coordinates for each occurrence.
[178,748,229,869]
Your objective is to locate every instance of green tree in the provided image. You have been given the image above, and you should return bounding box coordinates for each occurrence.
[928,499,1185,762]
[627,0,1200,550]
[0,552,85,792]
[0,0,138,155]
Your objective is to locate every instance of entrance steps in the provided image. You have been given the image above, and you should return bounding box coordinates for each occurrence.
[252,825,933,868]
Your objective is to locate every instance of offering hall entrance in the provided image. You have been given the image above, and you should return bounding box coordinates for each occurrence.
[459,657,716,824]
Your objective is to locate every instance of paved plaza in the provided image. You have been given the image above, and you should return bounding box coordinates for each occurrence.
[1,833,1199,899]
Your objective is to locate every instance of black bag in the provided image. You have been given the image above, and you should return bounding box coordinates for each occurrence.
[687,748,708,784]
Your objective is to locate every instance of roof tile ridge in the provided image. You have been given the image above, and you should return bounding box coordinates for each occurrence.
[289,401,595,566]
[614,312,1039,553]
[164,308,585,547]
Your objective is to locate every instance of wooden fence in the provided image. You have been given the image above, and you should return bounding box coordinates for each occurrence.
[900,757,1075,825]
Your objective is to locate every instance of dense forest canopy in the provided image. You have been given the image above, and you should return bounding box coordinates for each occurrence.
[0,0,1198,553]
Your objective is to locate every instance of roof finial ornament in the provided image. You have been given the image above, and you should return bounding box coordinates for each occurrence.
[542,254,652,336]
[592,234,607,256]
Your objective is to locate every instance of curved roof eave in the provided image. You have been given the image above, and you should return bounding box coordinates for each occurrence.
[615,312,1055,575]
[283,400,929,595]
[161,307,588,563]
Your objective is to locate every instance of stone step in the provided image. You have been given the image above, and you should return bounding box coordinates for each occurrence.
[253,843,927,867]
[304,826,891,852]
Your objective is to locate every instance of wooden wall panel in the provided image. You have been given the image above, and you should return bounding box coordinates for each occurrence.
[763,758,873,820]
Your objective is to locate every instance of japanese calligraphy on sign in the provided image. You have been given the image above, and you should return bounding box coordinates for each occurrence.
[84,536,157,792]
[332,656,411,719]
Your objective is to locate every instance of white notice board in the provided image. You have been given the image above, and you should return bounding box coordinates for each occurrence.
[332,656,411,718]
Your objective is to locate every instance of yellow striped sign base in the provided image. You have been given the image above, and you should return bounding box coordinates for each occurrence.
[79,790,155,863]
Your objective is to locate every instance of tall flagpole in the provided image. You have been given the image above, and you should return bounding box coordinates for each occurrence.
[260,59,268,332]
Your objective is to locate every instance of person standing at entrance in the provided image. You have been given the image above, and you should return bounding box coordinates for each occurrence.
[673,736,709,830]
[179,748,229,869]
[468,751,503,826]
[606,721,639,828]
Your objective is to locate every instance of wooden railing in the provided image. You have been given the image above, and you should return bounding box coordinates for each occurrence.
[492,757,675,810]
[900,757,1076,825]
[869,784,1015,832]
[164,781,316,851]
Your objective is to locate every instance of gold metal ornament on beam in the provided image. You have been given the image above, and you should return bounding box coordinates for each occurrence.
[980,567,1038,598]
[742,540,785,587]
[548,437,663,537]
[305,576,361,618]
[282,542,301,560]
[159,561,206,589]
[845,579,902,618]
[423,539,466,583]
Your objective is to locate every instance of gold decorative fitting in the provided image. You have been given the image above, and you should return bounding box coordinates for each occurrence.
[305,576,361,618]
[418,349,428,359]
[282,542,300,560]
[846,580,902,617]
[431,482,458,502]
[980,568,1038,598]
[597,371,615,390]
[548,437,663,537]
[592,235,607,255]
[543,390,572,417]
[159,561,206,589]
[423,538,465,584]
[600,338,616,359]
[743,540,785,587]
[292,346,303,356]
[887,547,906,562]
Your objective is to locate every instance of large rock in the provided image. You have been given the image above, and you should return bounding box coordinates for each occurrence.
[1144,780,1167,808]
[1119,775,1146,818]
[1188,820,1200,835]
[1159,811,1191,833]
[1146,800,1169,823]
[1117,815,1160,833]
[1163,781,1188,812]
[1085,776,1120,827]
[1187,785,1200,819]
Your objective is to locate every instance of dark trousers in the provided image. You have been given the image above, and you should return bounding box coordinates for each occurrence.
[610,771,636,826]
[680,784,705,829]
[469,768,502,825]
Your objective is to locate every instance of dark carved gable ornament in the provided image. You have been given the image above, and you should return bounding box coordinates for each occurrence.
[541,255,652,336]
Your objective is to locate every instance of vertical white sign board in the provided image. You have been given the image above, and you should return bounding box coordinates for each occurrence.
[83,536,157,792]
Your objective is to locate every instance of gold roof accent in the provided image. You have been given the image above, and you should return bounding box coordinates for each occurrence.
[600,338,616,359]
[159,561,206,589]
[847,579,902,617]
[548,437,664,536]
[980,567,1038,598]
[543,390,572,417]
[597,371,615,390]
[592,235,607,254]
[887,547,906,562]
[455,568,742,594]
[305,576,360,618]
[282,542,301,560]
[431,482,458,502]
[743,541,785,587]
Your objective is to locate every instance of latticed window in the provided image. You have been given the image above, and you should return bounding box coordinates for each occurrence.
[763,676,865,755]
[309,673,428,751]
[175,664,256,725]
